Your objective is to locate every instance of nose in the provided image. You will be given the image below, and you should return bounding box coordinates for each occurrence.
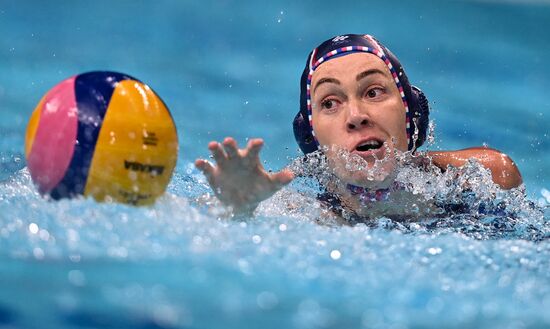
[346,102,370,131]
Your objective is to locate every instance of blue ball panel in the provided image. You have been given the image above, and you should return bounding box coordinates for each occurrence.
[50,71,137,199]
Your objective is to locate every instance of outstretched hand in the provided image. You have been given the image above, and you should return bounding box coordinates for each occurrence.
[195,137,294,215]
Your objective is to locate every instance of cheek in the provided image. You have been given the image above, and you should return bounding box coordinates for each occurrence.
[311,114,333,146]
[392,118,408,150]
[376,102,408,150]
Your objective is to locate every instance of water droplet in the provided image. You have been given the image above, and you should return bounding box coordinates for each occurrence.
[28,223,39,234]
[252,235,262,244]
[427,247,442,255]
[33,247,44,260]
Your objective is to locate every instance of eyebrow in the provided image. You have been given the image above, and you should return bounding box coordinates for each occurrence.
[312,68,387,93]
[355,68,387,81]
[313,77,340,93]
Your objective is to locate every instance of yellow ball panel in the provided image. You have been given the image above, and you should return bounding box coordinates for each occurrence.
[25,96,46,158]
[84,80,178,205]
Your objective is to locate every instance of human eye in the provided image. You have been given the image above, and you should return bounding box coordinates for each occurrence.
[320,98,340,111]
[365,86,386,99]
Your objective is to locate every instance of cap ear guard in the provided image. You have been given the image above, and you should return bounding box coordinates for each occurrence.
[410,85,430,150]
[293,112,317,154]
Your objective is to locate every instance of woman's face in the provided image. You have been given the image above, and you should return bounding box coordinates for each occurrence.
[310,52,408,187]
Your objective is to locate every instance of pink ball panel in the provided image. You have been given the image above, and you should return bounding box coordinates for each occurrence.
[27,77,78,193]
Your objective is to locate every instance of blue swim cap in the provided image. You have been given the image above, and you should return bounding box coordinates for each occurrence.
[293,34,430,153]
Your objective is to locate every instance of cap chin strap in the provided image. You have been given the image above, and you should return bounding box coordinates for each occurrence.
[347,184,391,202]
[346,181,406,203]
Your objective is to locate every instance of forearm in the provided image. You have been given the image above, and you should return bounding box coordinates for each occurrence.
[427,147,522,189]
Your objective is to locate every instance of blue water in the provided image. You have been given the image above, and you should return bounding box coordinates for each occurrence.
[1,1,549,328]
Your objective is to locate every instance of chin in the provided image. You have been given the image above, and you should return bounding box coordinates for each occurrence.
[326,147,398,189]
[343,162,396,189]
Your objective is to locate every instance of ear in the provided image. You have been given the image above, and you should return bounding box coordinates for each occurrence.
[293,112,318,154]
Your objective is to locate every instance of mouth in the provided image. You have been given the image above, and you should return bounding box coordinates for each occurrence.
[354,139,384,152]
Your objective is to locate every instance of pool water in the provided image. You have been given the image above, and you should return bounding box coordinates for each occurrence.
[1,1,549,328]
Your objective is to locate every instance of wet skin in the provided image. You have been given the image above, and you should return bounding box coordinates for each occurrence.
[310,53,407,188]
[195,138,294,215]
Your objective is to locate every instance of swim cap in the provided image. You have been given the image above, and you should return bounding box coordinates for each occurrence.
[293,34,430,153]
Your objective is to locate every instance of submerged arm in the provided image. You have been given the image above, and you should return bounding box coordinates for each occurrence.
[195,137,294,216]
[427,147,522,189]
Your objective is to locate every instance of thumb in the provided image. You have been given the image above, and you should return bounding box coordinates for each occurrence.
[271,168,295,187]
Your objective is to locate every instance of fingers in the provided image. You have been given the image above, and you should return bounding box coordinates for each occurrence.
[246,138,264,160]
[208,141,227,165]
[204,137,262,169]
[222,137,239,158]
[195,159,215,178]
[271,168,295,187]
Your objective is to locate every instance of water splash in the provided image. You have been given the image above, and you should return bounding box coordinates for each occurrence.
[284,146,548,240]
[0,164,549,329]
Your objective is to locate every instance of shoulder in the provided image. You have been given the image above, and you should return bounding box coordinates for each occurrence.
[426,147,522,190]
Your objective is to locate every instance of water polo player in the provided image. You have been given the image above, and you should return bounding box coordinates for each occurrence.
[195,34,522,218]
